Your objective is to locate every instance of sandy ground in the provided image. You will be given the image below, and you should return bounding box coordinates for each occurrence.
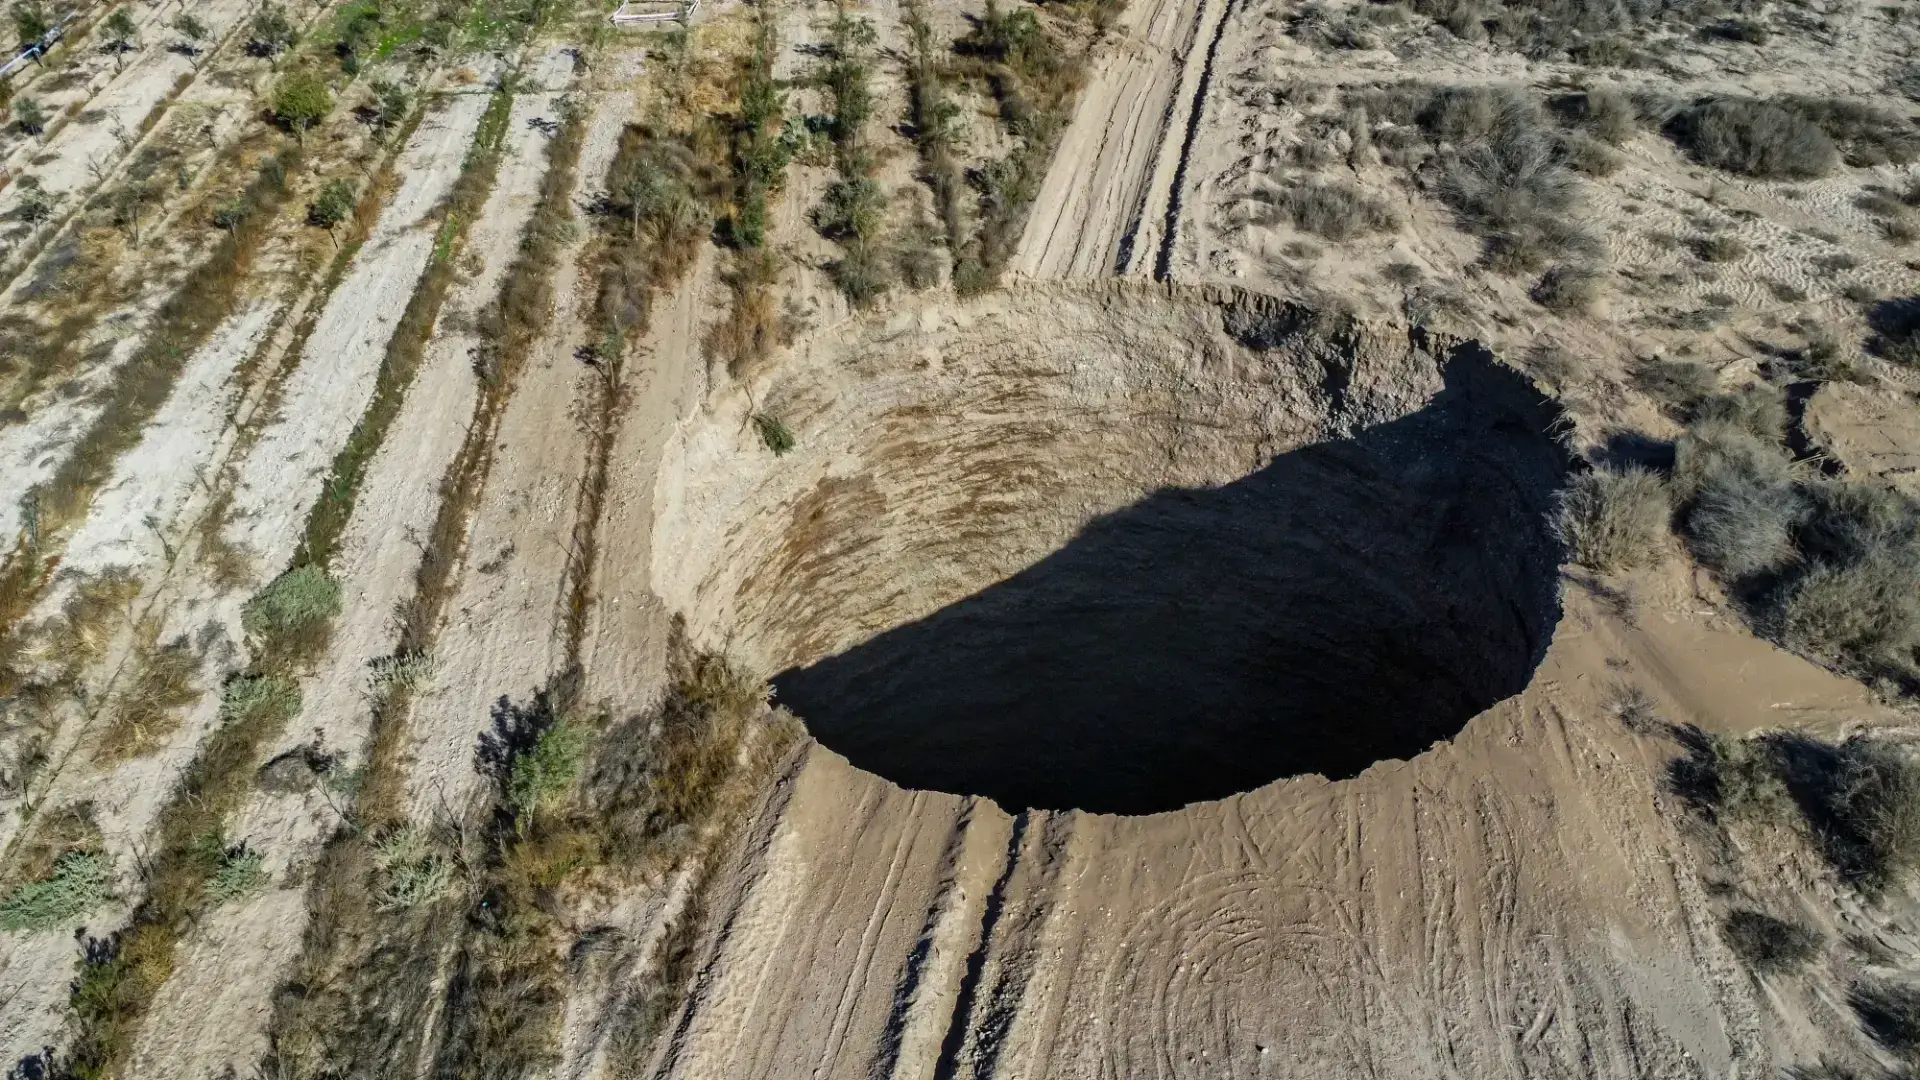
[6,0,1920,1073]
[59,303,276,578]
[1013,0,1222,279]
[401,62,638,817]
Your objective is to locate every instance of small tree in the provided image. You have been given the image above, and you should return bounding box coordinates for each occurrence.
[272,71,332,141]
[249,2,297,58]
[171,11,206,54]
[103,8,137,54]
[308,178,355,229]
[13,95,46,135]
[367,77,407,132]
[12,0,49,48]
[14,176,52,223]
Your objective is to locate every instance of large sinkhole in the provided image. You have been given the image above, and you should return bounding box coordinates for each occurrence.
[654,288,1570,815]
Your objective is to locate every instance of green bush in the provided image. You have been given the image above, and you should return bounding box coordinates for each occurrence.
[753,413,795,456]
[507,722,583,826]
[218,673,302,728]
[273,72,334,139]
[206,847,266,904]
[372,826,459,910]
[0,851,114,931]
[13,96,46,136]
[1553,465,1668,572]
[241,566,341,646]
[12,0,49,47]
[249,3,298,55]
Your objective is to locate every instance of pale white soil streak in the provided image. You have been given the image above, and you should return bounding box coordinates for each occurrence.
[60,302,275,578]
[222,92,494,575]
[124,70,580,1080]
[1011,0,1210,280]
[401,87,632,817]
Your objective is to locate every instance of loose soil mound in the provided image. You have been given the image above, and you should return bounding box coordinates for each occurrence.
[655,284,1568,813]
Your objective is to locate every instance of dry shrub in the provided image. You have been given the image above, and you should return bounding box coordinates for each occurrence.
[1674,404,1920,687]
[1673,418,1802,579]
[1665,98,1837,179]
[1693,233,1744,263]
[1766,482,1920,685]
[95,634,200,761]
[1869,297,1920,368]
[1253,179,1400,240]
[1424,87,1596,273]
[707,247,787,380]
[1553,465,1668,572]
[1719,909,1821,973]
[1854,979,1920,1061]
[1531,263,1602,312]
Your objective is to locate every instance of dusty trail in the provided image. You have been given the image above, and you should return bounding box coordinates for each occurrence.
[222,91,497,574]
[578,248,714,709]
[1010,0,1218,280]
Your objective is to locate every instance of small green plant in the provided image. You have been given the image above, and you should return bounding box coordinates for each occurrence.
[241,566,341,644]
[1719,909,1821,972]
[172,12,207,51]
[1553,466,1669,573]
[752,412,795,456]
[507,722,583,826]
[217,673,302,727]
[205,847,266,904]
[308,178,357,228]
[372,826,458,910]
[369,651,436,697]
[13,95,46,135]
[273,72,334,141]
[0,850,114,931]
[368,78,408,133]
[15,178,52,223]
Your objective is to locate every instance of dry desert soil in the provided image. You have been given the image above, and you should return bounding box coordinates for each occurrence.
[0,0,1918,1076]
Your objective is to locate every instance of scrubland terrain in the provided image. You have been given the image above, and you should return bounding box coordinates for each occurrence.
[0,0,1915,1074]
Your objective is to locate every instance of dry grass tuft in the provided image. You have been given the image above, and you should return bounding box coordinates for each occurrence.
[94,634,201,762]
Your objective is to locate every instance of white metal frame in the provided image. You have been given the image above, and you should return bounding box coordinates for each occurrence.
[609,0,696,26]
